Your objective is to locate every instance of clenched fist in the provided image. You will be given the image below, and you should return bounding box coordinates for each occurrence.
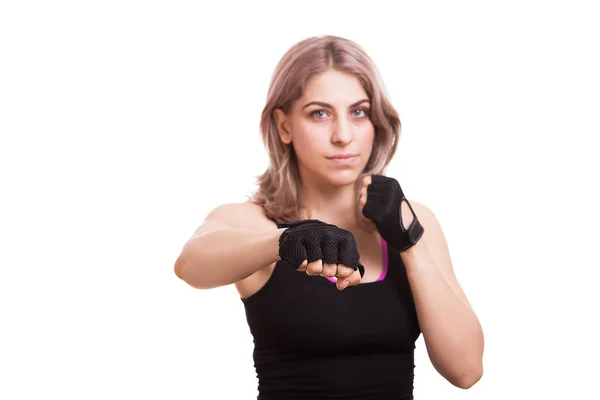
[277,219,364,290]
[359,174,424,252]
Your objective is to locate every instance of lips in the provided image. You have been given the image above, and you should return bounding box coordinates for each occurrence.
[326,154,360,166]
[327,154,358,159]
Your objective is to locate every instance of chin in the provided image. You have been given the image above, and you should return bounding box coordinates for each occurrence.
[323,169,362,187]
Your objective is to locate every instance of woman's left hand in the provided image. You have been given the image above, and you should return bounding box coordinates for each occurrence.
[359,174,425,252]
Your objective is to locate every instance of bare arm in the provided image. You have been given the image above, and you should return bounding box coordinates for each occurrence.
[402,201,484,389]
[174,202,284,289]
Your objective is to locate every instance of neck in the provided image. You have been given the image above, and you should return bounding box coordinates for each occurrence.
[297,177,359,229]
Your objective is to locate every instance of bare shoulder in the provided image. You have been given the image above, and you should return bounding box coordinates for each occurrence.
[183,201,280,297]
[205,201,274,227]
[187,201,277,242]
[406,199,443,243]
[200,202,278,298]
[407,199,434,222]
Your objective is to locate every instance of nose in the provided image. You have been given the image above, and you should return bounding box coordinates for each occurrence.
[331,116,354,145]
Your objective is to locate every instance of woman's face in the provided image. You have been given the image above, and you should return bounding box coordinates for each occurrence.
[274,69,375,188]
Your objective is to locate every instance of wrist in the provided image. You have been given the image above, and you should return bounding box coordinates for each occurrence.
[272,228,287,260]
[400,239,432,272]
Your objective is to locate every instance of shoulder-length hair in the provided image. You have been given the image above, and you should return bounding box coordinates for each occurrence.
[249,35,401,230]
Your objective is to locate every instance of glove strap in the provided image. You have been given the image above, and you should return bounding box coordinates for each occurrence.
[398,200,425,252]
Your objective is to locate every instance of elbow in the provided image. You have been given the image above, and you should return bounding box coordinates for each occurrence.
[174,255,214,290]
[453,363,483,389]
[174,257,188,282]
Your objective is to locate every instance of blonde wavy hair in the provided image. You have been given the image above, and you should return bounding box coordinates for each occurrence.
[249,35,401,230]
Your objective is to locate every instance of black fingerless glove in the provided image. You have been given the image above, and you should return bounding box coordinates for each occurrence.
[276,219,365,278]
[361,175,424,252]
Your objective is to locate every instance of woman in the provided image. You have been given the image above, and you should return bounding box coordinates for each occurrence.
[174,35,484,399]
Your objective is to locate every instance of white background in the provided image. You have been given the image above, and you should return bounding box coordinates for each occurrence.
[1,1,599,399]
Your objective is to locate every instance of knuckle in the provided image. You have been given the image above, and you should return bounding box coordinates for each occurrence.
[337,265,353,277]
[322,263,336,276]
[339,231,355,244]
[321,228,336,241]
[306,260,323,274]
[296,260,307,272]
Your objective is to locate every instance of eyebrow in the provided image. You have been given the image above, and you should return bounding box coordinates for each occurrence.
[302,99,370,110]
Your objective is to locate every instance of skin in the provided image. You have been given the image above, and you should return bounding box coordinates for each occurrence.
[178,69,378,295]
[273,68,378,290]
[176,68,484,388]
[274,69,484,388]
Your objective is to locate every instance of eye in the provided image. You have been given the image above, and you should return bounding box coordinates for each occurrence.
[310,109,328,119]
[309,108,370,119]
[354,108,370,118]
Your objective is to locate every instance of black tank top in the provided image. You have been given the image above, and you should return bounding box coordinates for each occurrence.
[241,222,421,400]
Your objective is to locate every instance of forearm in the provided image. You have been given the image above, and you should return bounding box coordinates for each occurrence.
[402,241,484,388]
[175,228,283,289]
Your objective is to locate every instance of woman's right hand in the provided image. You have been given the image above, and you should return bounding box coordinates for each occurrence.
[276,219,364,290]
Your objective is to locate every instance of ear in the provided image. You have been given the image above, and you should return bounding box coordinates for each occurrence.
[273,108,293,145]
